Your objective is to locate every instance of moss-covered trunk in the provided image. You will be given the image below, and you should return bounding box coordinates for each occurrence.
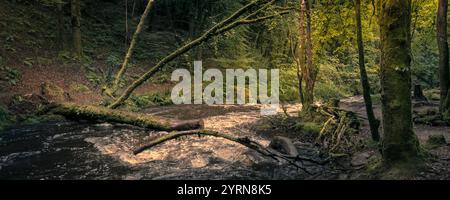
[379,0,421,165]
[49,103,203,131]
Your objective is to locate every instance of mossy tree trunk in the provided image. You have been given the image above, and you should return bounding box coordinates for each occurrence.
[355,0,380,142]
[71,0,82,58]
[379,0,421,166]
[437,0,449,113]
[48,103,204,131]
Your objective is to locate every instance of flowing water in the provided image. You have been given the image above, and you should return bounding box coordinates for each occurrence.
[0,104,369,180]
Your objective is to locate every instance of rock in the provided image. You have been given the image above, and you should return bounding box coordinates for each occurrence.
[190,157,208,168]
[351,152,370,167]
[40,82,70,102]
[269,136,299,157]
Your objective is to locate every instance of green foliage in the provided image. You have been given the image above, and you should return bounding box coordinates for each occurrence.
[0,56,21,87]
[295,122,321,136]
[70,83,90,93]
[0,105,12,132]
[130,91,173,109]
[425,135,447,149]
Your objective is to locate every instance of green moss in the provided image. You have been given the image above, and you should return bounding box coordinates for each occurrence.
[425,135,447,149]
[41,82,66,101]
[70,83,91,93]
[296,122,321,135]
[0,105,12,131]
[370,94,381,104]
[130,92,173,109]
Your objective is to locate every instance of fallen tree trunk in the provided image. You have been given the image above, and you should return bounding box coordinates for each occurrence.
[48,103,204,131]
[133,129,265,155]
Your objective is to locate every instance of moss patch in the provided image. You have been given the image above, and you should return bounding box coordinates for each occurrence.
[295,122,321,136]
[425,135,447,149]
[0,105,13,131]
[70,83,91,93]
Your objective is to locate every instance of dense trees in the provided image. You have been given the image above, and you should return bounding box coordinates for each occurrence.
[3,0,450,176]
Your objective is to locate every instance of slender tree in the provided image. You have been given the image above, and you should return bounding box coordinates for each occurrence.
[300,0,317,113]
[297,0,307,104]
[437,0,449,113]
[355,0,380,141]
[71,0,82,58]
[110,0,154,94]
[379,0,421,166]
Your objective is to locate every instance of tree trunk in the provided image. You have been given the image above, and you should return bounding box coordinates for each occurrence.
[71,0,82,58]
[379,0,421,166]
[300,0,317,113]
[437,0,449,112]
[355,0,380,142]
[297,0,307,104]
[413,84,427,102]
[56,3,65,51]
[48,103,204,131]
[108,0,286,109]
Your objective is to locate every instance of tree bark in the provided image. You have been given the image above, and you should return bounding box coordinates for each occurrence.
[437,0,449,112]
[355,0,380,142]
[297,0,307,104]
[71,0,82,58]
[379,0,420,165]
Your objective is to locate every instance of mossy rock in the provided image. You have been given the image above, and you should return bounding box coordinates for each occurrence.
[41,82,68,102]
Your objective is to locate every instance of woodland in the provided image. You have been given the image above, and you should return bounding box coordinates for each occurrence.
[0,0,449,180]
